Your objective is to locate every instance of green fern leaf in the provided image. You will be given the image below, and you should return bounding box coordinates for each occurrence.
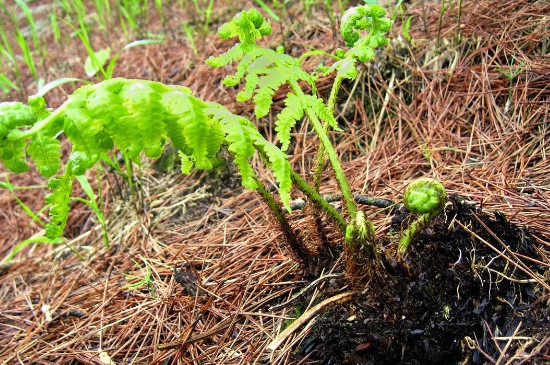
[0,139,28,172]
[237,72,260,102]
[179,98,216,169]
[224,46,264,86]
[28,132,61,177]
[119,81,167,159]
[207,105,257,189]
[236,55,276,101]
[306,95,342,131]
[28,95,51,120]
[253,68,289,118]
[163,91,223,170]
[275,93,303,151]
[325,58,357,80]
[87,86,140,159]
[254,138,292,211]
[45,171,73,239]
[206,43,246,68]
[63,108,102,175]
[161,91,191,154]
[0,102,36,139]
[178,151,194,174]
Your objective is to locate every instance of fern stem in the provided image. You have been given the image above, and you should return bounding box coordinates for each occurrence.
[253,176,309,265]
[290,170,348,235]
[397,210,439,256]
[312,74,345,191]
[255,146,347,235]
[288,79,357,220]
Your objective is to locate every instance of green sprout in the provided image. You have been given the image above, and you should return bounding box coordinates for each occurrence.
[398,178,447,256]
[123,258,156,298]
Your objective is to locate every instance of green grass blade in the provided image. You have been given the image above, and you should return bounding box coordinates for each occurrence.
[14,0,41,52]
[2,236,63,264]
[75,175,109,247]
[0,74,19,93]
[183,24,198,56]
[105,39,163,79]
[15,30,37,80]
[36,77,90,97]
[253,0,280,21]
[50,10,61,43]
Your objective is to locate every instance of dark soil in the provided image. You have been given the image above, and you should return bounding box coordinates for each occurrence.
[296,196,549,364]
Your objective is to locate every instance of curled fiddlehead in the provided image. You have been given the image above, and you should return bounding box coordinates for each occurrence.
[398,178,447,255]
[345,210,376,257]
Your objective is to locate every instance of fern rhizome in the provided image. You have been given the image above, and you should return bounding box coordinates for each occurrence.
[0,6,443,279]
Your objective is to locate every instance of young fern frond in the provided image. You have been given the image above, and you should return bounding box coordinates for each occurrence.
[45,168,73,239]
[0,102,37,173]
[321,4,392,101]
[312,4,392,198]
[304,95,341,132]
[207,104,293,210]
[253,139,292,210]
[398,178,447,256]
[275,93,303,151]
[206,106,258,190]
[0,78,294,239]
[205,8,272,69]
[207,9,319,146]
[27,133,62,177]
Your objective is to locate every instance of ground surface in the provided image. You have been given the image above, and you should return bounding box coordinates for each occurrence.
[0,0,549,364]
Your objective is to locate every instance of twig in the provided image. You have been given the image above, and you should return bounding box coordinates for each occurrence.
[289,193,395,211]
[268,273,342,311]
[267,291,357,351]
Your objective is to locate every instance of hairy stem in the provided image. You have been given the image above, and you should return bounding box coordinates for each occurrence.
[290,170,348,235]
[255,146,347,235]
[288,79,357,220]
[312,74,345,191]
[397,209,440,255]
[254,176,309,264]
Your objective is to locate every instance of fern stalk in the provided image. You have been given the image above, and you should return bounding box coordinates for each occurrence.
[288,79,358,220]
[312,73,346,192]
[255,146,347,234]
[253,176,309,265]
[290,170,348,235]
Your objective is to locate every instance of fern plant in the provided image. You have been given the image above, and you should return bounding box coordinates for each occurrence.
[0,5,425,276]
[206,6,392,258]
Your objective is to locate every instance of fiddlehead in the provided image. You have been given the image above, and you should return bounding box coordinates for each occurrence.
[398,178,448,255]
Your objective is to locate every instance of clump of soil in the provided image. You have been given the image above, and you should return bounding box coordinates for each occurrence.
[297,196,549,364]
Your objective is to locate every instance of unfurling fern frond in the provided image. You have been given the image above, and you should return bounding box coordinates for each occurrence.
[340,4,392,48]
[325,4,391,83]
[0,78,293,238]
[206,106,258,190]
[28,133,61,177]
[45,170,73,239]
[0,139,28,173]
[253,139,292,210]
[205,8,272,69]
[209,10,316,123]
[119,82,167,159]
[0,102,37,172]
[207,104,293,211]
